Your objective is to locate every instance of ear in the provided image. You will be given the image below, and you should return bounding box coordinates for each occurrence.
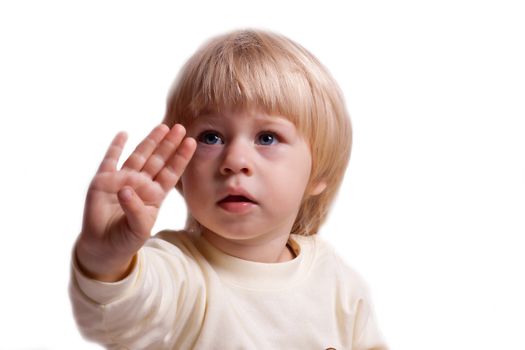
[308,181,327,196]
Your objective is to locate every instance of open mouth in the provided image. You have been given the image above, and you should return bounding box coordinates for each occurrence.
[218,195,257,204]
[217,194,258,213]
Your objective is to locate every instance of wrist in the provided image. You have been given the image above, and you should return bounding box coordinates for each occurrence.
[74,243,137,282]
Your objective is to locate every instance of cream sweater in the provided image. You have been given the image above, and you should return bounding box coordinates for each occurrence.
[70,231,387,349]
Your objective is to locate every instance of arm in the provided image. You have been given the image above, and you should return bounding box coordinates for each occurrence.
[70,236,207,348]
[333,253,389,350]
[352,295,389,350]
[70,124,199,346]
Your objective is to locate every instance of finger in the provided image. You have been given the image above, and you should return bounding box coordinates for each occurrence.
[140,124,186,178]
[97,132,128,173]
[155,137,197,192]
[121,124,170,171]
[117,186,152,240]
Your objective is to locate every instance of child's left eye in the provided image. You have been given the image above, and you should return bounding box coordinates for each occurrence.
[256,132,278,145]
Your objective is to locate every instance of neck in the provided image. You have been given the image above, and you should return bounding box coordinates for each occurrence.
[201,228,295,263]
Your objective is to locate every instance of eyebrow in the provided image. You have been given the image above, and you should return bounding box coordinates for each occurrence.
[191,116,221,126]
[256,120,296,135]
[193,113,296,132]
[188,115,223,130]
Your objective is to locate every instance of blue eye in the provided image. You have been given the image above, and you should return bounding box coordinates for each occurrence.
[198,131,223,145]
[257,132,278,145]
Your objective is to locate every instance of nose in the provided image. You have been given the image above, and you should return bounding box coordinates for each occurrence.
[220,139,254,176]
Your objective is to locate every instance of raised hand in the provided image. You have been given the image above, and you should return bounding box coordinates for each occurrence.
[75,124,196,282]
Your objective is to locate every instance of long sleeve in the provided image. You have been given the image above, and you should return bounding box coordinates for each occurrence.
[351,294,389,350]
[69,236,207,349]
[331,251,388,350]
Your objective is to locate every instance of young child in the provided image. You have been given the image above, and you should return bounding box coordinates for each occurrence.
[70,29,388,349]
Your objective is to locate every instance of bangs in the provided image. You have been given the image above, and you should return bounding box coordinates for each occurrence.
[167,30,316,134]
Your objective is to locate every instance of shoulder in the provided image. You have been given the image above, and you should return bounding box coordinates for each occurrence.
[152,229,198,248]
[292,234,372,298]
[140,229,204,265]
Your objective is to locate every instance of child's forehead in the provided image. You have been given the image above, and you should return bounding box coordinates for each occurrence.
[193,107,297,128]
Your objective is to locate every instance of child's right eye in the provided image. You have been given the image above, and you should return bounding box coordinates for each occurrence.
[198,131,224,145]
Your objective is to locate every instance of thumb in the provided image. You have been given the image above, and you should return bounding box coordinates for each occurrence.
[117,186,152,240]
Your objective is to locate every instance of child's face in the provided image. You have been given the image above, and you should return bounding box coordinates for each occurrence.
[181,108,316,243]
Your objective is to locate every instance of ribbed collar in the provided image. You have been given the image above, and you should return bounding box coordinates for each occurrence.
[195,234,315,291]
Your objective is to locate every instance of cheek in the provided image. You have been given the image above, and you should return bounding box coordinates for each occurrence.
[258,146,286,160]
[193,144,223,160]
[181,153,216,202]
[183,146,221,180]
[268,158,312,203]
[181,170,209,218]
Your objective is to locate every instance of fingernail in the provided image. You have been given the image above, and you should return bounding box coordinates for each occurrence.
[119,188,132,201]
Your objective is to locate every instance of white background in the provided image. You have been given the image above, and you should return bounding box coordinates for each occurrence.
[1,1,524,349]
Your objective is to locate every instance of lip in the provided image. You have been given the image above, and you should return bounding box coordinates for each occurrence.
[217,187,258,214]
[217,201,257,214]
[217,187,258,204]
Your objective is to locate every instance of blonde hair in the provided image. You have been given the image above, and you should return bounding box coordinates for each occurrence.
[164,29,352,235]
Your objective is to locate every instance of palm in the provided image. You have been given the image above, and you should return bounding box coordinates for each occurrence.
[79,124,196,263]
[86,171,164,247]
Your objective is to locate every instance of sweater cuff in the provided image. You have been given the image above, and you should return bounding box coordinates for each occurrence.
[72,251,141,305]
